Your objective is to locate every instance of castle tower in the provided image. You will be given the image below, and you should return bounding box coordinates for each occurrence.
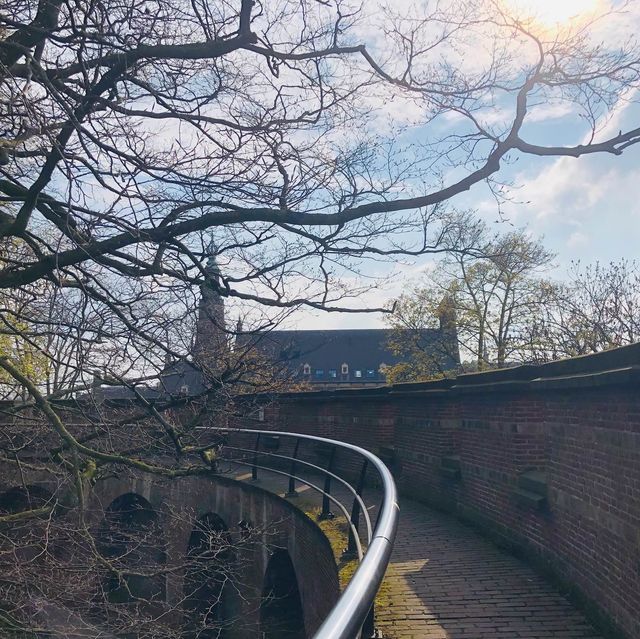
[193,242,228,373]
[437,295,461,368]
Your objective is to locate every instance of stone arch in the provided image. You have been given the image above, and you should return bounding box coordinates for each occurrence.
[0,484,54,514]
[0,484,55,559]
[98,492,166,603]
[183,512,232,639]
[260,549,306,639]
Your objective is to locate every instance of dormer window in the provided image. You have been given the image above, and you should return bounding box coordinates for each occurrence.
[303,363,311,375]
[354,370,362,378]
[341,363,349,375]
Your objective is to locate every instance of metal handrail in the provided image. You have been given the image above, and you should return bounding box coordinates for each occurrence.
[202,427,400,639]
[220,444,373,544]
[223,452,366,560]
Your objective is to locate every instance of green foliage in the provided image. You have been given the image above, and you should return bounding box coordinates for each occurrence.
[387,225,556,378]
[384,287,454,383]
[0,238,49,391]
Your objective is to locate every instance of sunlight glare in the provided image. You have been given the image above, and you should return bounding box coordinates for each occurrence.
[504,0,601,26]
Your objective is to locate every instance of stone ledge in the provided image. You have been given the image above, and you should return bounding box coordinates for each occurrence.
[439,455,462,481]
[514,470,548,512]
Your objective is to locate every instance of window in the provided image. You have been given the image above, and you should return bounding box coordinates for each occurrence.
[341,363,349,375]
[180,384,189,395]
[303,363,311,375]
[329,369,337,378]
[314,369,324,378]
[257,408,265,422]
[366,369,376,378]
[354,370,362,378]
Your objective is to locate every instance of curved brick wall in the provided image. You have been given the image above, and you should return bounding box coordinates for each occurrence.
[248,343,640,639]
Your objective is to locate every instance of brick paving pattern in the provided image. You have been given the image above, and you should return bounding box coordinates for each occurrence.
[232,466,602,639]
[375,499,602,639]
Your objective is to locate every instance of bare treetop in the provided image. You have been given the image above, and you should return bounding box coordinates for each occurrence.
[1,0,639,295]
[0,0,639,404]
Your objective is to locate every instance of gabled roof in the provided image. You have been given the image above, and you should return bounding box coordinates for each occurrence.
[236,328,457,383]
[158,359,208,396]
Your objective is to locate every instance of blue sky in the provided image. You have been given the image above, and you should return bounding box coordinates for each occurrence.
[299,90,640,330]
[476,100,640,266]
[283,0,640,331]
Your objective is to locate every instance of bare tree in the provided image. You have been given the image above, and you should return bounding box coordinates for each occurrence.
[524,260,640,360]
[388,224,555,374]
[454,230,555,368]
[2,0,640,633]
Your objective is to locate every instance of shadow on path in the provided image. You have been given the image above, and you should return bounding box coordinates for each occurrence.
[227,464,601,639]
[375,500,601,639]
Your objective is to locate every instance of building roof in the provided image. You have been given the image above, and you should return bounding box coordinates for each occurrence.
[157,359,209,396]
[82,384,161,402]
[236,328,457,384]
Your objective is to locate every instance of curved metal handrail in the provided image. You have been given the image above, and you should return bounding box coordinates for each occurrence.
[221,444,373,544]
[202,427,399,639]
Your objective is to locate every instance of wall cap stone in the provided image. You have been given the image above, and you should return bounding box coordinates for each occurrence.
[267,344,640,402]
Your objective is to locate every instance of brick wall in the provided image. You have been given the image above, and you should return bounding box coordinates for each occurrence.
[250,344,640,639]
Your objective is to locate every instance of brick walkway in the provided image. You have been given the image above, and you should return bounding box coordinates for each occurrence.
[375,499,601,639]
[231,466,601,639]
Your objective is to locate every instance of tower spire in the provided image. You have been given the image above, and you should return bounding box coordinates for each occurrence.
[193,236,227,372]
[204,234,221,279]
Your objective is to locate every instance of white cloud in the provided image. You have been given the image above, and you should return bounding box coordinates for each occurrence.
[505,85,640,219]
[566,230,589,250]
[526,102,575,123]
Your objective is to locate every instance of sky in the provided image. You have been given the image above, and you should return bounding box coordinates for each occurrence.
[291,0,640,330]
[39,0,638,334]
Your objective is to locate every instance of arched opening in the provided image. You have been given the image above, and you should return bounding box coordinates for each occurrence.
[260,549,305,639]
[0,485,53,514]
[183,513,232,639]
[0,485,54,558]
[98,492,165,604]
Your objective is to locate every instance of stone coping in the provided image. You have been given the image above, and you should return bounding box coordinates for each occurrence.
[272,342,640,401]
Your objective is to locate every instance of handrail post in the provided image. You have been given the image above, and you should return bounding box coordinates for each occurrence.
[318,446,336,520]
[285,438,301,498]
[344,459,368,559]
[361,605,375,638]
[200,426,399,639]
[251,433,261,481]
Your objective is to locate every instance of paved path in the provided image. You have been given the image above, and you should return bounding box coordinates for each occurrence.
[230,465,601,639]
[375,500,601,639]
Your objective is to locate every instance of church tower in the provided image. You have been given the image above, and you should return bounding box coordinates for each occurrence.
[193,242,228,372]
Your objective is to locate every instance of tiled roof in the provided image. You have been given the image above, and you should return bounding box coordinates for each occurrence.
[157,359,208,396]
[236,328,456,384]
